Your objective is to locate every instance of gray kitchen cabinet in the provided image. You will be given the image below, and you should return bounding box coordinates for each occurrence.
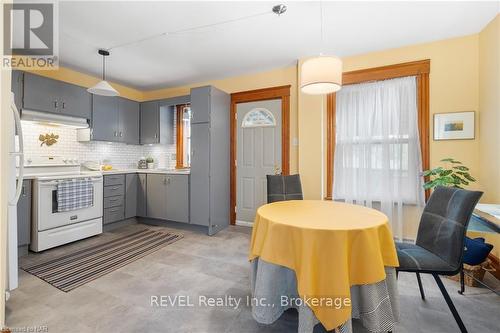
[190,123,210,226]
[140,101,159,144]
[90,96,139,144]
[23,72,91,119]
[159,105,175,145]
[137,174,147,217]
[103,175,125,225]
[189,86,230,235]
[11,70,23,110]
[17,180,32,249]
[59,81,92,118]
[125,173,138,219]
[140,95,190,145]
[190,86,211,124]
[91,95,119,142]
[119,99,140,145]
[165,175,189,223]
[23,72,60,114]
[146,174,167,220]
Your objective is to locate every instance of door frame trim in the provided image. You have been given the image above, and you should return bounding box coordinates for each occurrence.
[230,85,291,225]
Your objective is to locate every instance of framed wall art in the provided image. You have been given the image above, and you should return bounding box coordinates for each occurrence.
[433,111,475,140]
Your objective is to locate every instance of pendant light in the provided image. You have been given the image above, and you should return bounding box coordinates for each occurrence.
[87,49,119,96]
[300,1,342,95]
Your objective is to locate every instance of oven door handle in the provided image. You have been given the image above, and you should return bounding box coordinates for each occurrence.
[39,177,102,186]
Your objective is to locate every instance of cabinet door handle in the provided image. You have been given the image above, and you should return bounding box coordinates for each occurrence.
[21,185,26,196]
[109,198,119,202]
[62,102,66,109]
[154,133,158,139]
[54,100,58,108]
[109,209,120,213]
[119,132,123,137]
[110,187,120,191]
[114,131,117,137]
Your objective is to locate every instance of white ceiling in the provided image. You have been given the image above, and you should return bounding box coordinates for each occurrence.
[58,1,499,90]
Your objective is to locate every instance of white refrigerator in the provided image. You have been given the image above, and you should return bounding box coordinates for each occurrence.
[7,92,24,292]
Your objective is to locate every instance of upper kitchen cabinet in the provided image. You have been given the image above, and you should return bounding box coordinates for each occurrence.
[190,86,211,124]
[90,95,119,142]
[140,95,189,145]
[87,95,140,144]
[22,72,91,119]
[119,98,140,145]
[140,101,159,144]
[11,70,23,110]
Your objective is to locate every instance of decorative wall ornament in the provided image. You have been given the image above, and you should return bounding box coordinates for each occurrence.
[39,133,59,146]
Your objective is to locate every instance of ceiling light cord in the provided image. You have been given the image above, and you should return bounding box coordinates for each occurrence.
[102,54,105,80]
[320,0,324,56]
[107,9,273,51]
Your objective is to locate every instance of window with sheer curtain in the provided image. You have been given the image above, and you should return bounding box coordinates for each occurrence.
[333,76,424,239]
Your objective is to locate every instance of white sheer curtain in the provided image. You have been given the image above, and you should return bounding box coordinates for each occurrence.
[333,76,425,240]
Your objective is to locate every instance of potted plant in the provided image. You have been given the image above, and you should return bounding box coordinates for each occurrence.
[422,158,476,190]
[146,156,154,169]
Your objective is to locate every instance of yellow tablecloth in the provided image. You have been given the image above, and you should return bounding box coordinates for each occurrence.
[248,200,399,330]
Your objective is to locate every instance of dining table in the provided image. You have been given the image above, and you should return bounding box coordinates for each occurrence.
[249,200,400,333]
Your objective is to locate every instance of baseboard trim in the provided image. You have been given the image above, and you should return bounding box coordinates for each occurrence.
[235,220,253,227]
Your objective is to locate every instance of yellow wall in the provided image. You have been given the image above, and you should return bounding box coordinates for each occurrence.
[478,15,500,203]
[299,34,482,199]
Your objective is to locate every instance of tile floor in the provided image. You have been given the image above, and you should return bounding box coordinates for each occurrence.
[7,222,500,333]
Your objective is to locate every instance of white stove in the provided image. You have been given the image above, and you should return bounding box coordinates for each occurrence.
[24,156,104,252]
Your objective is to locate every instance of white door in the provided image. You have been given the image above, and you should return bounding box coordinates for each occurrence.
[236,99,281,224]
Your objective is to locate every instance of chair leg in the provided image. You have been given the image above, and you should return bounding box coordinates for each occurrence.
[416,272,425,300]
[432,274,468,333]
[458,265,465,295]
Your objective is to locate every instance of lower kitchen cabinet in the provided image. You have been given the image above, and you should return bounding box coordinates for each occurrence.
[103,175,125,225]
[104,173,189,224]
[125,174,138,219]
[17,180,32,249]
[146,174,189,223]
[137,174,147,217]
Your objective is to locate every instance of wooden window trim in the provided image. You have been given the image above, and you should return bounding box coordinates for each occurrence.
[326,59,430,200]
[176,104,189,169]
[230,85,291,225]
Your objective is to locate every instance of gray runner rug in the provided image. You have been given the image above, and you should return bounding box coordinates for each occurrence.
[22,229,183,292]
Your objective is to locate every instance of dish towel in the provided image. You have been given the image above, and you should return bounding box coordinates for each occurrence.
[57,178,94,212]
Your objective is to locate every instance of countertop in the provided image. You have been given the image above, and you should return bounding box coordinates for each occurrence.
[101,168,190,175]
[18,168,190,180]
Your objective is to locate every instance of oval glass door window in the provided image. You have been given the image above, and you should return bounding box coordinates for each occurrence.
[241,108,276,128]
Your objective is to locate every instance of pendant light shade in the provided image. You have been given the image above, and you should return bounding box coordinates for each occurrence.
[87,49,119,97]
[87,80,119,96]
[300,56,343,95]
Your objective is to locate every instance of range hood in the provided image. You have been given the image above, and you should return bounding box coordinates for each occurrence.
[21,110,89,129]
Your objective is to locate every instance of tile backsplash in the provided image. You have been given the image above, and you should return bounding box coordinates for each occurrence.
[20,122,176,169]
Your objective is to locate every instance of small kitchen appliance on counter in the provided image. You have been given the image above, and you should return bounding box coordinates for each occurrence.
[138,157,147,169]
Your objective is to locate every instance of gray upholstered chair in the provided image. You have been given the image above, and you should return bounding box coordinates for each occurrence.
[266,174,303,203]
[396,186,482,333]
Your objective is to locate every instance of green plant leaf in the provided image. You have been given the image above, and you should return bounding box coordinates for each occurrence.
[453,165,469,171]
[421,170,434,177]
[440,158,454,162]
[439,169,453,177]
